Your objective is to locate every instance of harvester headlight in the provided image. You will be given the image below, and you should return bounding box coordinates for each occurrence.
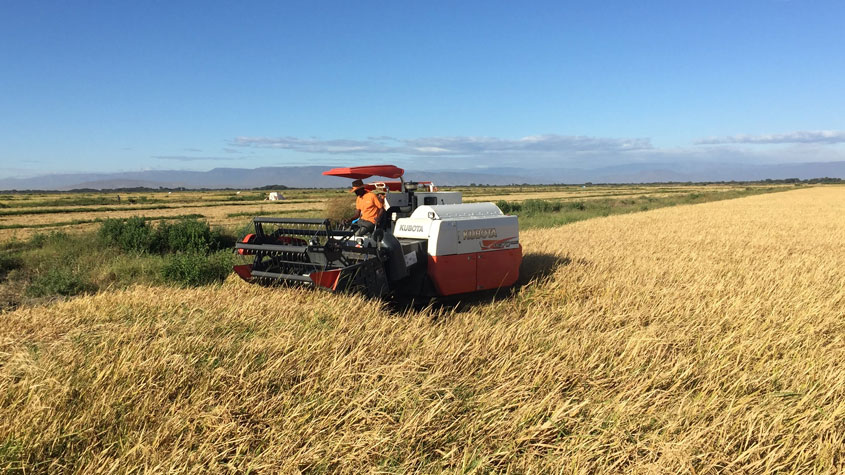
[404,182,418,191]
[427,212,436,220]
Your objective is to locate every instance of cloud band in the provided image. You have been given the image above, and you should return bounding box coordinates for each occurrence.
[696,130,845,145]
[231,134,653,157]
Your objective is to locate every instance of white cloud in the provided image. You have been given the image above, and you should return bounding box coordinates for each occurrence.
[224,131,845,170]
[231,134,653,158]
[152,155,244,162]
[696,130,845,145]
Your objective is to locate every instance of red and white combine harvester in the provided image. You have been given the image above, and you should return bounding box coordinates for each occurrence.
[233,165,521,298]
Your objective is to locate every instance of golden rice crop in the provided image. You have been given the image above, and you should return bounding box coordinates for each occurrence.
[1,186,843,472]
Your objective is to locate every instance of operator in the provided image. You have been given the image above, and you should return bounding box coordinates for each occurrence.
[350,179,383,236]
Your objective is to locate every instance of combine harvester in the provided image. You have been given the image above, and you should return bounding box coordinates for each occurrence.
[233,165,521,298]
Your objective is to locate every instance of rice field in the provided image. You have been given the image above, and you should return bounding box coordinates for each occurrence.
[0,191,325,240]
[0,184,789,241]
[461,184,744,202]
[1,186,842,472]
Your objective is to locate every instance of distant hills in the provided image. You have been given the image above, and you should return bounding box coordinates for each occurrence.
[1,161,844,191]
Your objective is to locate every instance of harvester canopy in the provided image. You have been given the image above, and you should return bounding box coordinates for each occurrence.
[322,165,405,180]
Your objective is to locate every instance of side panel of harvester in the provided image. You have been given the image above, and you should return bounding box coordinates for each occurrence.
[394,203,522,296]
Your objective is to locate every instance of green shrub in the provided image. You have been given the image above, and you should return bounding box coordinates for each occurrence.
[497,199,570,215]
[27,268,93,297]
[157,218,212,253]
[522,199,561,215]
[99,217,155,253]
[27,232,48,248]
[496,200,516,214]
[159,218,233,253]
[161,251,233,287]
[22,231,74,251]
[98,217,233,254]
[0,252,22,275]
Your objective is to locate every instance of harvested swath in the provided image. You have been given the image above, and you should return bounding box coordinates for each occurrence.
[0,223,100,241]
[0,201,320,228]
[0,199,320,215]
[1,187,843,472]
[0,189,341,210]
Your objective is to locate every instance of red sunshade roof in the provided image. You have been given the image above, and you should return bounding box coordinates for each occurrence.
[322,165,405,180]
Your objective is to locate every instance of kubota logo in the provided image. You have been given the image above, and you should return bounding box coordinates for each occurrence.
[481,237,518,250]
[462,228,497,240]
[398,224,424,233]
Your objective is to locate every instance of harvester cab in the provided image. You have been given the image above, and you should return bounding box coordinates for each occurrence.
[233,165,521,298]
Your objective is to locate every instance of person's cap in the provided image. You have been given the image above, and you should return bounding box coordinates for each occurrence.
[350,179,365,193]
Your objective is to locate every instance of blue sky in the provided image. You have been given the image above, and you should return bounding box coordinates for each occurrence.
[1,0,844,178]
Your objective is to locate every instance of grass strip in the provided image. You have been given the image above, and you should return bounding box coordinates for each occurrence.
[225,208,320,218]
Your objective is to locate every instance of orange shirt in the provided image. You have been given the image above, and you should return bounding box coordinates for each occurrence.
[356,191,384,224]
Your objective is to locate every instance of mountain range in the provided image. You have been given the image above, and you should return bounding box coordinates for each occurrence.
[1,161,844,191]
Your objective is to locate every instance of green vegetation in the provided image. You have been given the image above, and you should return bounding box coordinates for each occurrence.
[224,192,267,201]
[161,251,234,287]
[26,267,95,298]
[0,217,237,309]
[98,216,234,254]
[0,252,22,276]
[497,187,788,229]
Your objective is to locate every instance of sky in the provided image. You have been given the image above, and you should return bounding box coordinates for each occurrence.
[1,0,844,178]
